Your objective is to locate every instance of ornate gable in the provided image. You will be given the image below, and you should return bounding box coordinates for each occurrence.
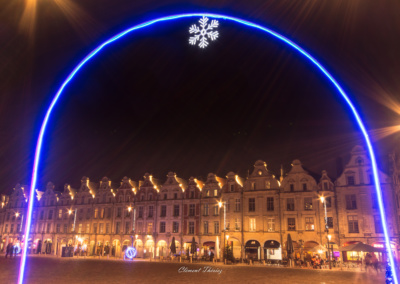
[250,160,270,177]
[79,176,91,192]
[281,160,317,191]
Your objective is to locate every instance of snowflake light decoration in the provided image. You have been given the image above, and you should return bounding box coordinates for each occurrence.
[189,16,219,48]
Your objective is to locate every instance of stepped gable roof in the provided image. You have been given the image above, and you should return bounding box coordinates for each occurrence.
[63,183,76,199]
[204,173,226,188]
[318,170,334,191]
[250,160,274,177]
[11,183,29,199]
[78,176,98,196]
[288,159,307,174]
[226,171,244,187]
[45,182,55,194]
[140,173,161,191]
[163,172,187,191]
[119,176,137,191]
[189,177,204,190]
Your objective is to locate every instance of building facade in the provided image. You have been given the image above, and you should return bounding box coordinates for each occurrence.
[1,145,399,262]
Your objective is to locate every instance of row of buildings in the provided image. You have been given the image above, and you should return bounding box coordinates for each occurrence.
[1,145,399,262]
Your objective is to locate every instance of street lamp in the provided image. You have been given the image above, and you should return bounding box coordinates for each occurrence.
[320,196,332,269]
[68,209,76,233]
[219,201,227,262]
[226,235,230,263]
[327,234,332,269]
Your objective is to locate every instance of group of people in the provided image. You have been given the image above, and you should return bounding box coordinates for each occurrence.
[364,253,381,273]
[311,255,324,269]
[5,243,18,258]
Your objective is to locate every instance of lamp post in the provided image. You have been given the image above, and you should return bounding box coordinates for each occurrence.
[219,201,227,259]
[320,197,331,269]
[327,234,332,270]
[68,209,76,233]
[226,235,230,264]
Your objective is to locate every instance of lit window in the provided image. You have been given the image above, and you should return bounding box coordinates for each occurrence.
[288,218,296,231]
[249,218,256,231]
[305,217,314,231]
[267,218,275,232]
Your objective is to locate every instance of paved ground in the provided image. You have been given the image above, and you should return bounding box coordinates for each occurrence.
[0,256,387,284]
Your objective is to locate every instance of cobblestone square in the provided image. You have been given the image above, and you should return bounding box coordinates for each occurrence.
[0,256,388,284]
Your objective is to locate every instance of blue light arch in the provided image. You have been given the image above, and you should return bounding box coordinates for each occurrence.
[18,13,398,284]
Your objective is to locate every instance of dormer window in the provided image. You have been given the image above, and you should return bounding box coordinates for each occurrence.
[230,184,235,192]
[265,181,271,189]
[141,195,144,201]
[323,182,329,191]
[252,182,256,190]
[119,196,123,203]
[214,189,218,196]
[347,176,355,186]
[356,157,363,166]
[190,191,195,199]
[302,183,307,191]
[258,170,262,176]
[206,190,210,197]
[289,184,294,192]
[164,194,167,200]
[149,194,152,201]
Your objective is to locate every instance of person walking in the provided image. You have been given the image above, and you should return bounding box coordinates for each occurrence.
[10,244,14,258]
[365,253,372,272]
[5,243,12,258]
[371,254,379,274]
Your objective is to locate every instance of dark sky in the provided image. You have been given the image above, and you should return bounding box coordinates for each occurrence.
[1,1,400,193]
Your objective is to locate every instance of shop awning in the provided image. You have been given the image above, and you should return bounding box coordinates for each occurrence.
[264,240,280,249]
[245,240,260,249]
[203,242,215,247]
[340,243,384,252]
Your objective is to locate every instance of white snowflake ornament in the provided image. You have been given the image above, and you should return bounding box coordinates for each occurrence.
[189,16,219,48]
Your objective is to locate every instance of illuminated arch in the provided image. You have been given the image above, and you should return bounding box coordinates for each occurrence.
[18,13,398,284]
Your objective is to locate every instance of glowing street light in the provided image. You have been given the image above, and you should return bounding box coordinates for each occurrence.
[320,197,332,269]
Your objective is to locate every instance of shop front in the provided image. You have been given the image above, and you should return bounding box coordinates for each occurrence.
[245,240,260,260]
[202,241,215,258]
[372,241,398,262]
[156,240,168,258]
[264,240,282,261]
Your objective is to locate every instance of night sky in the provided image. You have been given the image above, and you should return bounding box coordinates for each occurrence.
[1,1,400,193]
